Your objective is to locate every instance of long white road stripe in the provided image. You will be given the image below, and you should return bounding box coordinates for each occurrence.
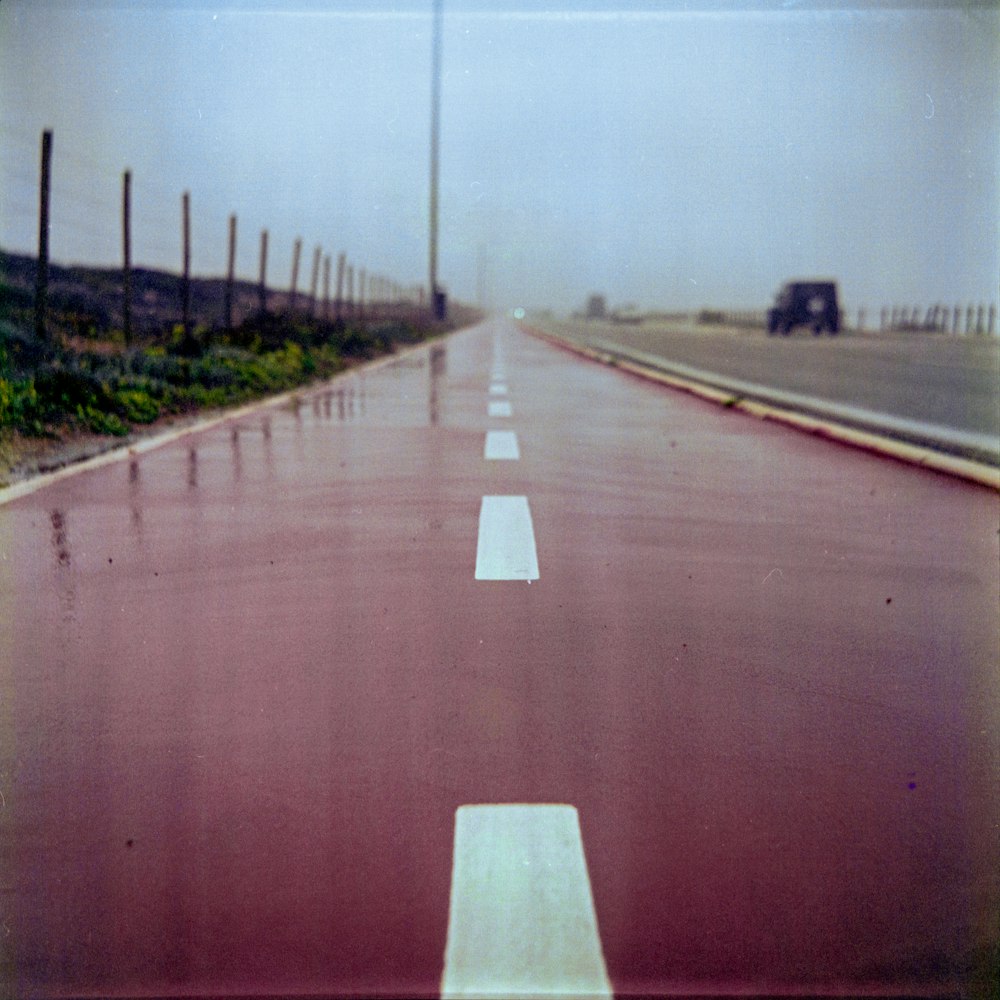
[484,431,520,460]
[488,400,512,418]
[441,804,613,999]
[475,496,539,580]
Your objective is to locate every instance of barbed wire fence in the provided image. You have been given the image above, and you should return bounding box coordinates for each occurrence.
[5,128,428,345]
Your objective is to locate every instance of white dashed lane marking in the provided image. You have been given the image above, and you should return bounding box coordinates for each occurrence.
[475,496,539,580]
[489,382,508,396]
[441,804,612,999]
[484,431,520,461]
[488,400,512,418]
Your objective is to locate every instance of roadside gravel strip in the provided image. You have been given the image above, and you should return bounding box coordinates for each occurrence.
[524,325,1000,490]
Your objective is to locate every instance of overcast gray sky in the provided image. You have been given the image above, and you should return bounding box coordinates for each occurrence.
[1,1,997,315]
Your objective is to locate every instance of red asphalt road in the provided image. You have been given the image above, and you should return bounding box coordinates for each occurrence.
[2,317,998,998]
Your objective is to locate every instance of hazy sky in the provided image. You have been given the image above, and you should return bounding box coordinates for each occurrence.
[2,1,997,315]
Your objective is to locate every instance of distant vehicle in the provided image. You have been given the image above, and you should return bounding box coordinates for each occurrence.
[767,281,840,335]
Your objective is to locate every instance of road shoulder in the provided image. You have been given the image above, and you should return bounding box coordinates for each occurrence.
[522,322,1000,491]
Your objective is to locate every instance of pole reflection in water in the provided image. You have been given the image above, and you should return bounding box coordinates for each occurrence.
[262,416,274,476]
[48,508,76,629]
[429,343,446,426]
[187,447,198,490]
[49,508,71,568]
[231,426,243,483]
[128,457,143,536]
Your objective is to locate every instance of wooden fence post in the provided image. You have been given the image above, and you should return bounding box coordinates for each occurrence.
[309,244,321,318]
[122,169,132,344]
[181,191,191,339]
[289,238,302,313]
[225,213,237,333]
[258,229,269,314]
[335,253,346,321]
[322,254,331,321]
[35,129,53,341]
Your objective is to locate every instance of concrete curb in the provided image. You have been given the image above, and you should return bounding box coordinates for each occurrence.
[523,324,1000,491]
[0,338,437,507]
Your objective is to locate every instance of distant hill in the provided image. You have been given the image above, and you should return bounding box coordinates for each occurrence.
[0,249,311,339]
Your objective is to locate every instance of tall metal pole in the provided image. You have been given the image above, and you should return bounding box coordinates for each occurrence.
[429,0,443,319]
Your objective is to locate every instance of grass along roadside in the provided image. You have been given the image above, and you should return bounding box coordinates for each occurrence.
[0,310,455,486]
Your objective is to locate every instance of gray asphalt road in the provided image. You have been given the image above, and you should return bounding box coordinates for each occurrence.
[542,318,1000,441]
[2,318,998,998]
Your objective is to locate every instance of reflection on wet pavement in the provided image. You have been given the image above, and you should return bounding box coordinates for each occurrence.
[4,322,997,999]
[48,507,77,628]
[129,458,143,535]
[50,508,71,568]
[230,427,242,483]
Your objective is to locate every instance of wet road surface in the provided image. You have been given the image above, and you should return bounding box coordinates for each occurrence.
[2,317,998,998]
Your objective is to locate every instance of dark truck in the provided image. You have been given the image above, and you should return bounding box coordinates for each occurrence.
[767,280,840,335]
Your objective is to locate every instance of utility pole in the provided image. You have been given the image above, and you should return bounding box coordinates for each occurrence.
[429,0,446,320]
[477,243,486,311]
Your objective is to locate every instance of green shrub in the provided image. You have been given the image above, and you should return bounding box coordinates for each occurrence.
[0,377,45,434]
[131,350,187,384]
[0,308,416,439]
[34,365,107,416]
[190,355,239,389]
[112,388,160,424]
[0,322,53,377]
[76,403,129,436]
